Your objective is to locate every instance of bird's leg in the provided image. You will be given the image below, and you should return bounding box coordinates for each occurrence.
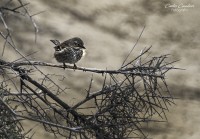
[73,64,77,69]
[63,63,66,69]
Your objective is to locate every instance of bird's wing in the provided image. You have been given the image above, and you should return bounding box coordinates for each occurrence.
[59,40,72,49]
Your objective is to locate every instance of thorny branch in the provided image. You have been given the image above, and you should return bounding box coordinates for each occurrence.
[0,1,176,139]
[0,50,176,139]
[1,53,179,77]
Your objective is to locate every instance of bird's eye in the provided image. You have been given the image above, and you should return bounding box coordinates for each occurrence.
[74,41,81,47]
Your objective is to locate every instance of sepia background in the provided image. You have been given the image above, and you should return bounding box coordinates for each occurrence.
[0,0,200,138]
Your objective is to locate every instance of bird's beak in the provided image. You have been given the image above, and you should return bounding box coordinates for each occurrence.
[82,45,86,49]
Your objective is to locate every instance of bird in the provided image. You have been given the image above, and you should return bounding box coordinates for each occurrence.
[50,37,86,69]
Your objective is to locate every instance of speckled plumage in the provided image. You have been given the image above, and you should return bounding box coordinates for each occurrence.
[54,47,84,64]
[50,37,86,67]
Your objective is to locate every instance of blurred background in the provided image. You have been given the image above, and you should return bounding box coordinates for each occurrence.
[0,0,200,138]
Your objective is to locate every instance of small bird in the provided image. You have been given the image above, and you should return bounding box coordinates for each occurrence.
[50,37,86,69]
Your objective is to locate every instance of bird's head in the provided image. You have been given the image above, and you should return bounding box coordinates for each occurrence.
[70,37,86,49]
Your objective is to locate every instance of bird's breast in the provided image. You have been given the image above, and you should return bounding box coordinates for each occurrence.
[54,47,84,64]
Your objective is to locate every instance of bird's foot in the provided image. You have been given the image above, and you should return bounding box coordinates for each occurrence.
[63,63,66,69]
[73,64,77,69]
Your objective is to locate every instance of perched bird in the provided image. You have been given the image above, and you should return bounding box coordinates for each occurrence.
[50,37,86,69]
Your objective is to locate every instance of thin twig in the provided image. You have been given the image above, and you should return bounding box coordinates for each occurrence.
[121,25,146,68]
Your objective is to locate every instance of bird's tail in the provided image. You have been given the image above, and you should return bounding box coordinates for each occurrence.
[50,40,60,46]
